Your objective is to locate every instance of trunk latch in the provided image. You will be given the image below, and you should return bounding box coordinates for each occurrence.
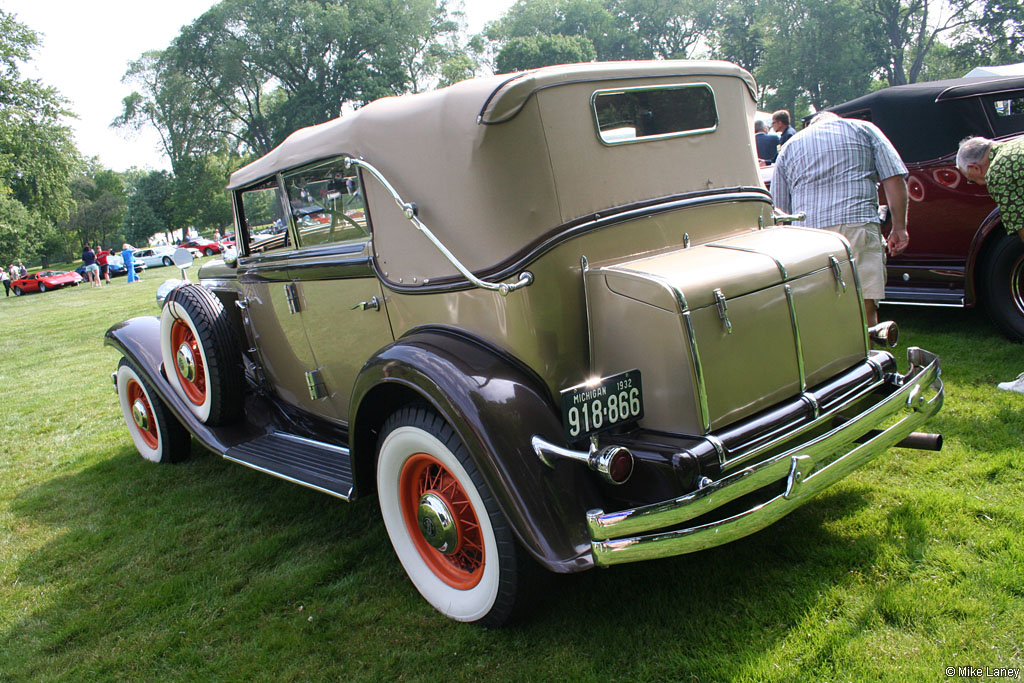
[829,256,847,293]
[714,288,732,333]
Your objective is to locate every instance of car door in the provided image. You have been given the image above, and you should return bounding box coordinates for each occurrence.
[281,158,394,421]
[235,176,329,419]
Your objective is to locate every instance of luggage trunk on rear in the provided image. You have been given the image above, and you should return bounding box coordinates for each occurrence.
[585,226,867,435]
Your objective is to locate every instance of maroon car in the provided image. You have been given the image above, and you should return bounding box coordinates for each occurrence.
[180,237,223,256]
[827,76,1024,340]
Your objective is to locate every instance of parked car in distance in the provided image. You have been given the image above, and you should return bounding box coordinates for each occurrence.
[826,75,1024,340]
[11,269,81,295]
[133,245,179,268]
[180,237,223,256]
[76,255,147,280]
[106,60,944,626]
[219,233,236,249]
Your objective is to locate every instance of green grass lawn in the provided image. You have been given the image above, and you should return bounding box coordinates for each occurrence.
[1,271,1022,681]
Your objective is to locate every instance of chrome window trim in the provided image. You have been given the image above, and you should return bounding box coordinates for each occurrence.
[590,82,719,146]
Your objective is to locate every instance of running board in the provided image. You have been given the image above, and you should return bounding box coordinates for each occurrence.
[224,432,354,500]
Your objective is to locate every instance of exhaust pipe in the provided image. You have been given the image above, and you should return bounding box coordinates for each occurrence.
[855,429,943,451]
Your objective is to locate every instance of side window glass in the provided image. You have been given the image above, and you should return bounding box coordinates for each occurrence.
[988,92,1024,137]
[284,159,369,249]
[238,178,291,254]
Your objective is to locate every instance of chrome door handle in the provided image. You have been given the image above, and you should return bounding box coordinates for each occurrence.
[235,299,249,310]
[351,296,380,311]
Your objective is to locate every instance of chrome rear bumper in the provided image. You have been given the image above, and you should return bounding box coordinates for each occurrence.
[586,347,943,566]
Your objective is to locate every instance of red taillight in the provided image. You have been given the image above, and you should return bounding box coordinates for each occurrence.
[607,448,634,484]
[589,446,635,485]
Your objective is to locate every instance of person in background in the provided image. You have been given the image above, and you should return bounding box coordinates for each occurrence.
[1,268,10,296]
[957,135,1024,392]
[770,111,909,327]
[755,119,780,164]
[96,245,111,285]
[81,245,100,287]
[18,262,26,279]
[122,243,140,283]
[8,263,17,282]
[772,110,798,146]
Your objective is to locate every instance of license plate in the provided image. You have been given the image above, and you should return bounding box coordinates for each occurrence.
[560,370,644,442]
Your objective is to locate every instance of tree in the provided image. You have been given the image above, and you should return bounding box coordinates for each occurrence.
[861,0,1024,86]
[166,0,459,157]
[495,33,596,72]
[123,171,175,246]
[0,10,79,265]
[115,50,230,176]
[170,154,235,233]
[609,0,721,59]
[60,164,128,254]
[486,0,642,65]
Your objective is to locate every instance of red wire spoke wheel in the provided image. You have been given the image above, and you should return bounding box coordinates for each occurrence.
[377,404,526,626]
[125,377,159,449]
[116,359,190,463]
[399,452,485,589]
[169,318,207,406]
[159,284,243,425]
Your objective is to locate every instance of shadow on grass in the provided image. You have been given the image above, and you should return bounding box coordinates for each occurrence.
[3,442,915,680]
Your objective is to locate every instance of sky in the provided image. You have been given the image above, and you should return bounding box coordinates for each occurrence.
[2,0,515,172]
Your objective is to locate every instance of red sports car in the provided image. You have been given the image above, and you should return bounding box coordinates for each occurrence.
[180,238,223,256]
[11,270,83,295]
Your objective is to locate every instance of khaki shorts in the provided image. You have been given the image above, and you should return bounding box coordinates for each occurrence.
[826,222,886,301]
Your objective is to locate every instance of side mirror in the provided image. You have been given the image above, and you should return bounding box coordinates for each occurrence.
[172,247,194,269]
[173,247,194,283]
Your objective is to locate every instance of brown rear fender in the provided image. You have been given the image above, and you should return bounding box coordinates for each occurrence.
[349,327,598,573]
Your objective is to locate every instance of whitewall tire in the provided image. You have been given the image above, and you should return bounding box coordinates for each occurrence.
[159,284,243,425]
[376,405,523,626]
[116,360,190,463]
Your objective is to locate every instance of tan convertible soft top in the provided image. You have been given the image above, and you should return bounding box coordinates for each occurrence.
[229,60,763,284]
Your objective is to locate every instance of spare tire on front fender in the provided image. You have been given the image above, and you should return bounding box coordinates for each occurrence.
[160,284,244,425]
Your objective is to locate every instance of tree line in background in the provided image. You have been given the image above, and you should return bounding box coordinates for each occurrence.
[2,0,1023,268]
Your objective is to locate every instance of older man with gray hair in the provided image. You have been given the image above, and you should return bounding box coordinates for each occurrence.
[771,111,909,327]
[957,136,1024,242]
[957,135,1024,392]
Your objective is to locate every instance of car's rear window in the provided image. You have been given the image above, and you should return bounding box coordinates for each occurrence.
[592,83,718,144]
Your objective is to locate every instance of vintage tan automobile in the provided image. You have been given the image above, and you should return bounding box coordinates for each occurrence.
[106,60,944,625]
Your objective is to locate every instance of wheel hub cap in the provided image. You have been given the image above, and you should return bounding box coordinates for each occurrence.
[417,492,459,554]
[175,343,196,382]
[131,399,150,431]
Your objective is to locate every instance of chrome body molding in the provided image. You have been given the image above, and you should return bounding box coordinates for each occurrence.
[344,156,533,296]
[682,311,711,432]
[585,346,943,566]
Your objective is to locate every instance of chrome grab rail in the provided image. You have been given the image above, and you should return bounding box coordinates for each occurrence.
[344,157,534,296]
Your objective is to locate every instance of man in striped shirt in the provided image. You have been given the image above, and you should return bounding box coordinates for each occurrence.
[770,111,910,327]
